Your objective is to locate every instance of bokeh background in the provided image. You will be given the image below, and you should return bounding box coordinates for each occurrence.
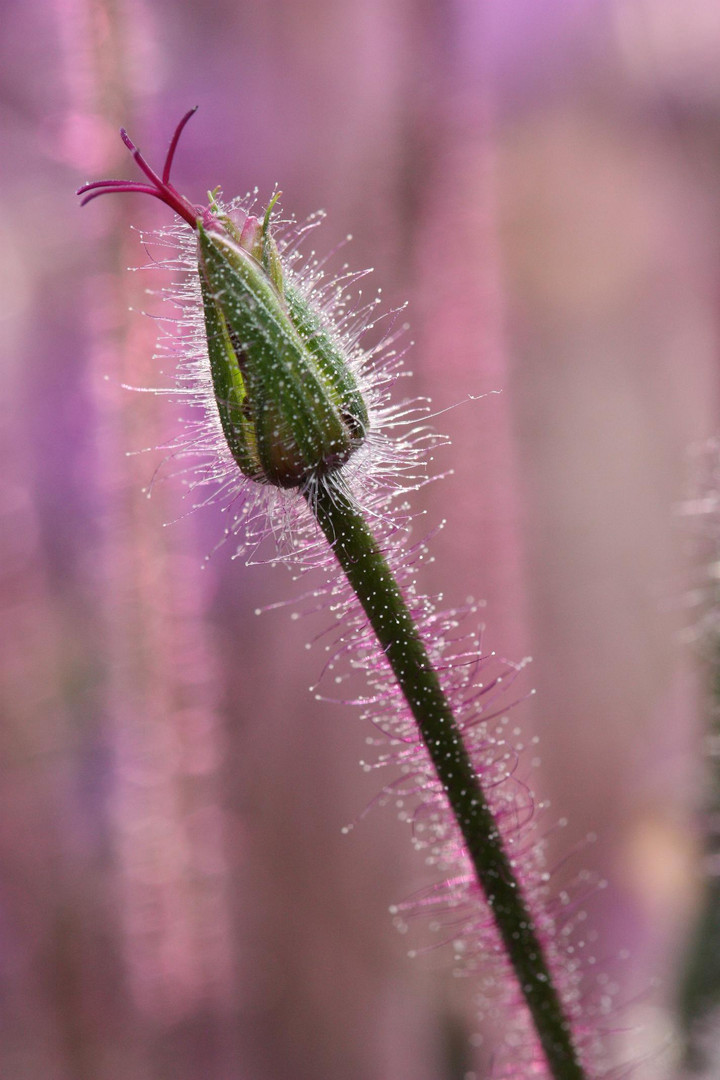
[3,0,720,1077]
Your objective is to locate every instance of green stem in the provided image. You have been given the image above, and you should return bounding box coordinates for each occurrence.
[306,481,587,1080]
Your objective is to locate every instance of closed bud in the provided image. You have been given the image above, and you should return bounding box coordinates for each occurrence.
[78,110,368,489]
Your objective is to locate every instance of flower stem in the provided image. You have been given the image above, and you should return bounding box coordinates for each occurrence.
[306,481,588,1080]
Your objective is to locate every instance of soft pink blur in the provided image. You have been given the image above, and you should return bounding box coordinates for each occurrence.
[2,0,719,1076]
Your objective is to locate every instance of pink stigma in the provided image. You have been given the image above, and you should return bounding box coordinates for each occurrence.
[77,108,202,228]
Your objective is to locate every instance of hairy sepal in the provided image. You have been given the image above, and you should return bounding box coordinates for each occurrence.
[197,223,367,489]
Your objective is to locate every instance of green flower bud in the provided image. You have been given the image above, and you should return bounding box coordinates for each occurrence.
[78,110,368,489]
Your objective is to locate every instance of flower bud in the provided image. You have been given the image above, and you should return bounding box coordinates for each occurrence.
[197,220,367,487]
[78,110,368,489]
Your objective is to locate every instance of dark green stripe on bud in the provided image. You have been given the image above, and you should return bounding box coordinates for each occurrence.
[198,218,368,489]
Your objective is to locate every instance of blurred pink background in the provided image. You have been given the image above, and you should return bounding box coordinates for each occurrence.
[2,0,720,1076]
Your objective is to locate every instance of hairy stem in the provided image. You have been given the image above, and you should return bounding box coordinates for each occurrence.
[306,481,587,1080]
